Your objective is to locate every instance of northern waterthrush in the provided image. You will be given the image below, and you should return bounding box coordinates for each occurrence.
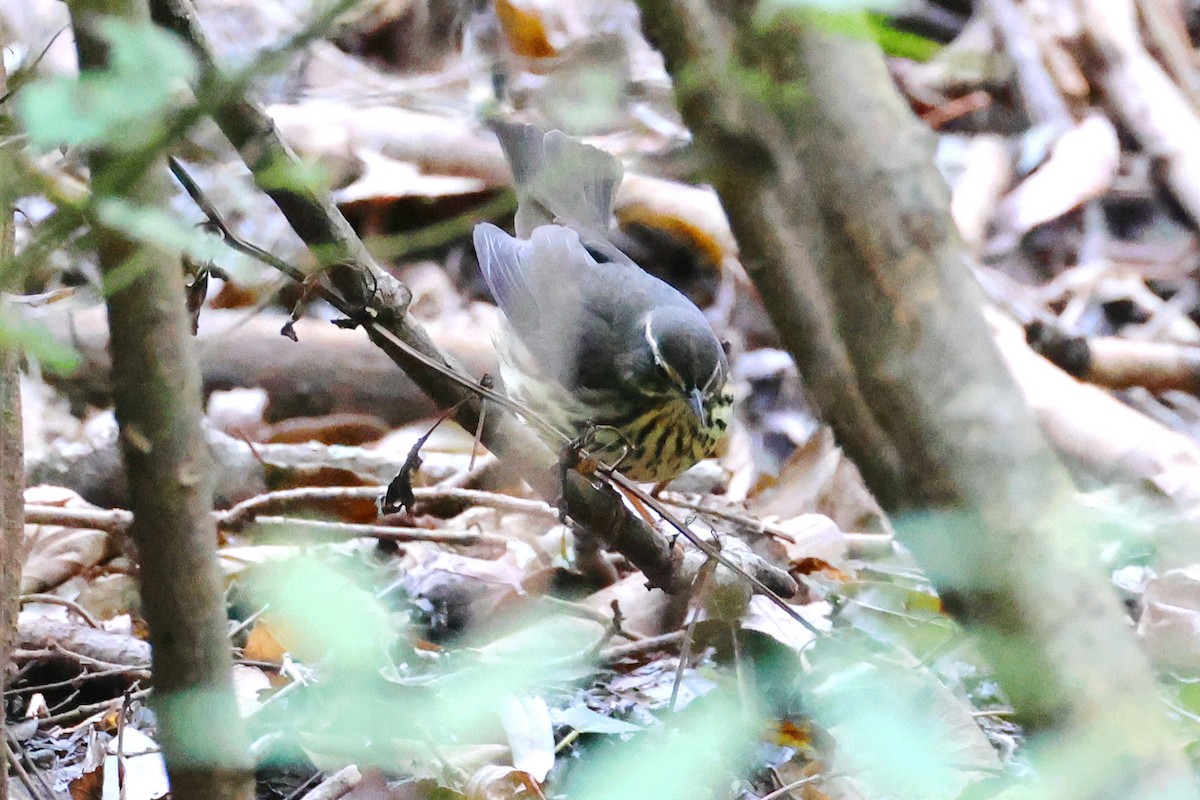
[473,122,733,482]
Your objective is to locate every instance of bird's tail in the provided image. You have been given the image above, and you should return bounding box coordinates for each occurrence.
[490,120,622,241]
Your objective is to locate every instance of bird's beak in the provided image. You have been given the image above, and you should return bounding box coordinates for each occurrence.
[688,387,709,428]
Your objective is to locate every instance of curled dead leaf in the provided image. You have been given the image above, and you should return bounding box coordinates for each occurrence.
[495,0,558,58]
[22,485,114,594]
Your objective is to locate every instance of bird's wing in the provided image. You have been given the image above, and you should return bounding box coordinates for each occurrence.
[478,222,629,384]
[540,130,621,234]
[490,121,624,248]
[474,222,540,330]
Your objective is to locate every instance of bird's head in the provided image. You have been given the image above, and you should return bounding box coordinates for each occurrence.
[635,309,730,429]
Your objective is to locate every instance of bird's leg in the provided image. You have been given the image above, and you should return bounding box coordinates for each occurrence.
[558,425,657,526]
[468,374,495,472]
[556,428,597,523]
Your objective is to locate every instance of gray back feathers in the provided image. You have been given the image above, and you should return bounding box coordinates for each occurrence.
[475,121,726,396]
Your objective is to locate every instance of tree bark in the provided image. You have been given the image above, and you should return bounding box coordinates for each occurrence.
[0,56,23,800]
[67,1,252,797]
[635,2,1199,797]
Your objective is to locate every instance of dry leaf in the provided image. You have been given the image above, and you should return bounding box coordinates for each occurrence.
[495,0,558,58]
[741,597,831,654]
[244,620,288,664]
[1138,566,1200,674]
[995,113,1120,234]
[102,727,169,800]
[581,572,673,637]
[465,764,542,800]
[616,174,738,269]
[22,485,113,594]
[232,663,273,717]
[749,430,888,535]
[497,695,554,782]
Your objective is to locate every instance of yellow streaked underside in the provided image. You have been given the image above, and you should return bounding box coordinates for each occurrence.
[496,332,732,482]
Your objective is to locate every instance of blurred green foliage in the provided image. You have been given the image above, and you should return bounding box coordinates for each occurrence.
[18,19,196,152]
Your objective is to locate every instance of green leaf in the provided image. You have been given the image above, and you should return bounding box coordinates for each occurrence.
[804,640,1002,799]
[763,0,904,10]
[92,199,225,263]
[0,306,80,375]
[257,155,329,196]
[867,14,942,61]
[757,3,942,63]
[554,705,642,735]
[18,19,196,151]
[245,556,394,674]
[565,686,763,800]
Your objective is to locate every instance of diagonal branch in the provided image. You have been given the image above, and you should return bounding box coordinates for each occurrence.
[147,0,792,598]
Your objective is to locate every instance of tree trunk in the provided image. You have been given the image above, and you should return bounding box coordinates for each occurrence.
[67,2,252,797]
[636,2,1199,797]
[0,56,23,800]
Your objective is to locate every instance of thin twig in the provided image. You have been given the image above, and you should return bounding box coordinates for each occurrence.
[248,516,508,547]
[599,631,685,664]
[150,7,813,612]
[540,596,642,641]
[228,604,269,641]
[608,472,823,637]
[28,486,557,542]
[39,688,152,727]
[168,158,565,444]
[13,645,149,673]
[20,593,102,629]
[23,504,132,535]
[3,663,150,697]
[670,559,715,712]
[4,735,51,800]
[758,772,826,800]
[295,765,362,800]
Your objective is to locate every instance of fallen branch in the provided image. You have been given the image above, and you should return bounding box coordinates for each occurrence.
[1076,0,1200,224]
[15,617,150,669]
[1029,326,1200,395]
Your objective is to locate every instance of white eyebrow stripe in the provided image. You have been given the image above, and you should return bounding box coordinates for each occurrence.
[643,312,685,386]
[703,360,722,392]
[643,314,660,362]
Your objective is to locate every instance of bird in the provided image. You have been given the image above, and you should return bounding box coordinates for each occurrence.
[472,121,733,483]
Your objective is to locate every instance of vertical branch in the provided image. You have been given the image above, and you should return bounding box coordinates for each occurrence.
[65,1,252,798]
[0,59,23,800]
[635,1,1200,797]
